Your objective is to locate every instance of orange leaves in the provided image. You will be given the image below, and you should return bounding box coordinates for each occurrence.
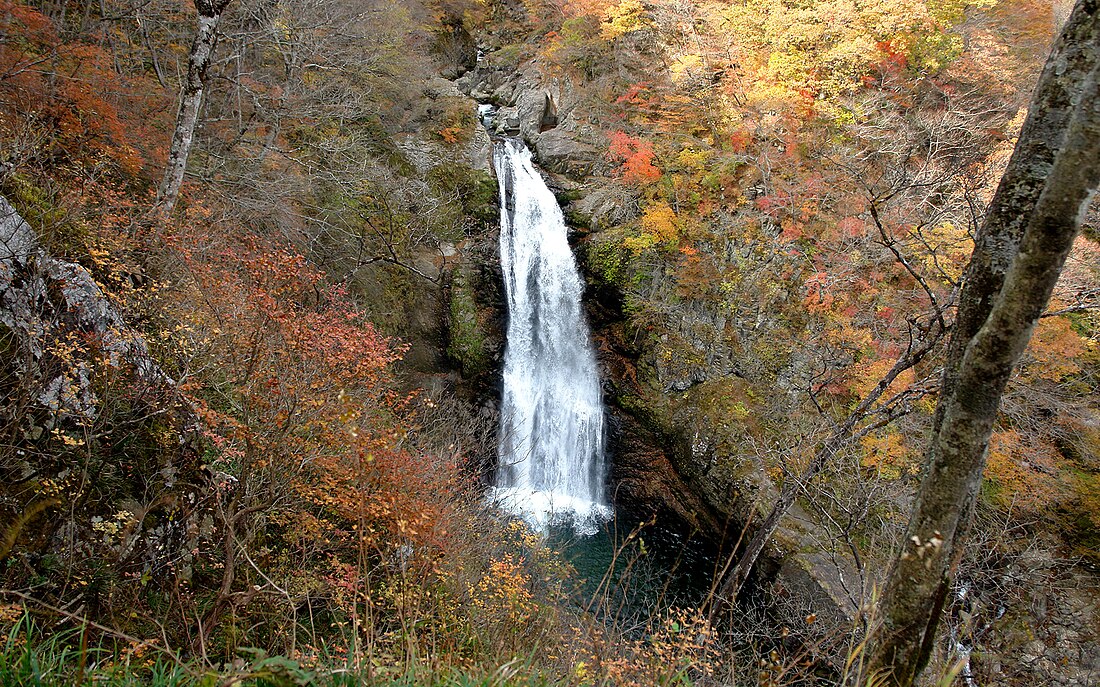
[607,131,661,185]
[984,429,1069,513]
[755,190,791,217]
[166,224,408,479]
[779,218,805,242]
[728,129,753,153]
[623,202,690,256]
[439,126,464,144]
[557,0,615,19]
[640,202,679,244]
[0,0,162,179]
[803,271,838,314]
[303,443,461,555]
[0,0,52,35]
[162,217,474,620]
[615,81,657,110]
[837,216,866,238]
[468,553,536,625]
[1019,316,1086,383]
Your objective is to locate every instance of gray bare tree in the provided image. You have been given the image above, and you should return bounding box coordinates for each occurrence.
[156,0,234,216]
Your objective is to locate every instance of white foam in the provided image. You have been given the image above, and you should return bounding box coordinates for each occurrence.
[489,486,613,536]
[492,140,612,536]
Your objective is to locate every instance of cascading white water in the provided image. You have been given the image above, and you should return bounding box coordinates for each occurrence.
[489,139,611,536]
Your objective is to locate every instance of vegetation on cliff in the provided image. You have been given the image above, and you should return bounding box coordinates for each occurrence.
[1,0,1098,684]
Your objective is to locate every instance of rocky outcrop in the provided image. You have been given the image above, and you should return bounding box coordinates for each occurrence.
[973,541,1100,687]
[434,18,477,80]
[1,196,179,419]
[402,77,493,174]
[456,55,603,180]
[591,301,861,621]
[532,128,600,178]
[516,88,557,138]
[0,195,211,587]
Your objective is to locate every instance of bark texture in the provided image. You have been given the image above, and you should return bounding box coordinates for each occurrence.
[936,0,1098,421]
[867,3,1100,682]
[156,0,232,216]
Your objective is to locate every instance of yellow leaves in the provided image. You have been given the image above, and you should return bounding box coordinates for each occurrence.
[640,202,679,244]
[1020,316,1086,382]
[91,510,134,538]
[711,0,984,114]
[468,554,536,625]
[273,15,292,41]
[600,0,651,40]
[917,221,974,283]
[675,147,709,171]
[984,429,1069,512]
[55,429,86,447]
[861,432,916,479]
[765,50,812,90]
[848,357,915,401]
[622,202,681,255]
[573,660,591,683]
[928,0,997,27]
[669,53,704,83]
[820,34,879,95]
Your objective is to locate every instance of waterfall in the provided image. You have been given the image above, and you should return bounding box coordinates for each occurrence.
[489,139,611,536]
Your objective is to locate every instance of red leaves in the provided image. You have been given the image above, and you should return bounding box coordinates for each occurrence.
[0,0,164,179]
[607,131,661,185]
[614,81,659,113]
[755,190,790,216]
[837,216,866,237]
[163,219,471,601]
[728,129,753,153]
[874,40,910,76]
[779,218,804,243]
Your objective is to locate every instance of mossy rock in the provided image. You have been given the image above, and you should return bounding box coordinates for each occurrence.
[427,163,498,228]
[1,174,83,258]
[446,269,490,377]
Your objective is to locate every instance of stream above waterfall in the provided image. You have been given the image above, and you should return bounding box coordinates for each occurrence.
[488,138,611,536]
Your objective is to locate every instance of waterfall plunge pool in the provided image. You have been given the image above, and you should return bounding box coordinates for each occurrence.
[483,136,717,614]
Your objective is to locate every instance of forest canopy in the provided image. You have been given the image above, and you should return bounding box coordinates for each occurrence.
[1,0,1097,685]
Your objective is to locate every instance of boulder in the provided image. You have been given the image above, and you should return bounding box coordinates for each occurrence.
[493,106,521,134]
[516,88,558,141]
[534,128,599,178]
[569,182,640,230]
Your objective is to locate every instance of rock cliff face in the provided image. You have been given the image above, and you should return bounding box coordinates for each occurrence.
[456,59,602,179]
[450,56,860,621]
[1,197,182,422]
[0,195,211,582]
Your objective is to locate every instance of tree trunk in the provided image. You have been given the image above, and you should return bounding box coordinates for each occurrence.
[155,0,231,217]
[867,4,1100,681]
[934,0,1098,428]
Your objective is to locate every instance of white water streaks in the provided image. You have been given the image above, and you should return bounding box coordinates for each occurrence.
[489,139,611,536]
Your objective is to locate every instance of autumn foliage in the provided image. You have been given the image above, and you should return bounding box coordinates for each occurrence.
[607,130,661,185]
[1,0,1099,683]
[0,0,168,181]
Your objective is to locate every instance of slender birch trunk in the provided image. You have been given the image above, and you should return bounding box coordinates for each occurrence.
[156,0,231,216]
